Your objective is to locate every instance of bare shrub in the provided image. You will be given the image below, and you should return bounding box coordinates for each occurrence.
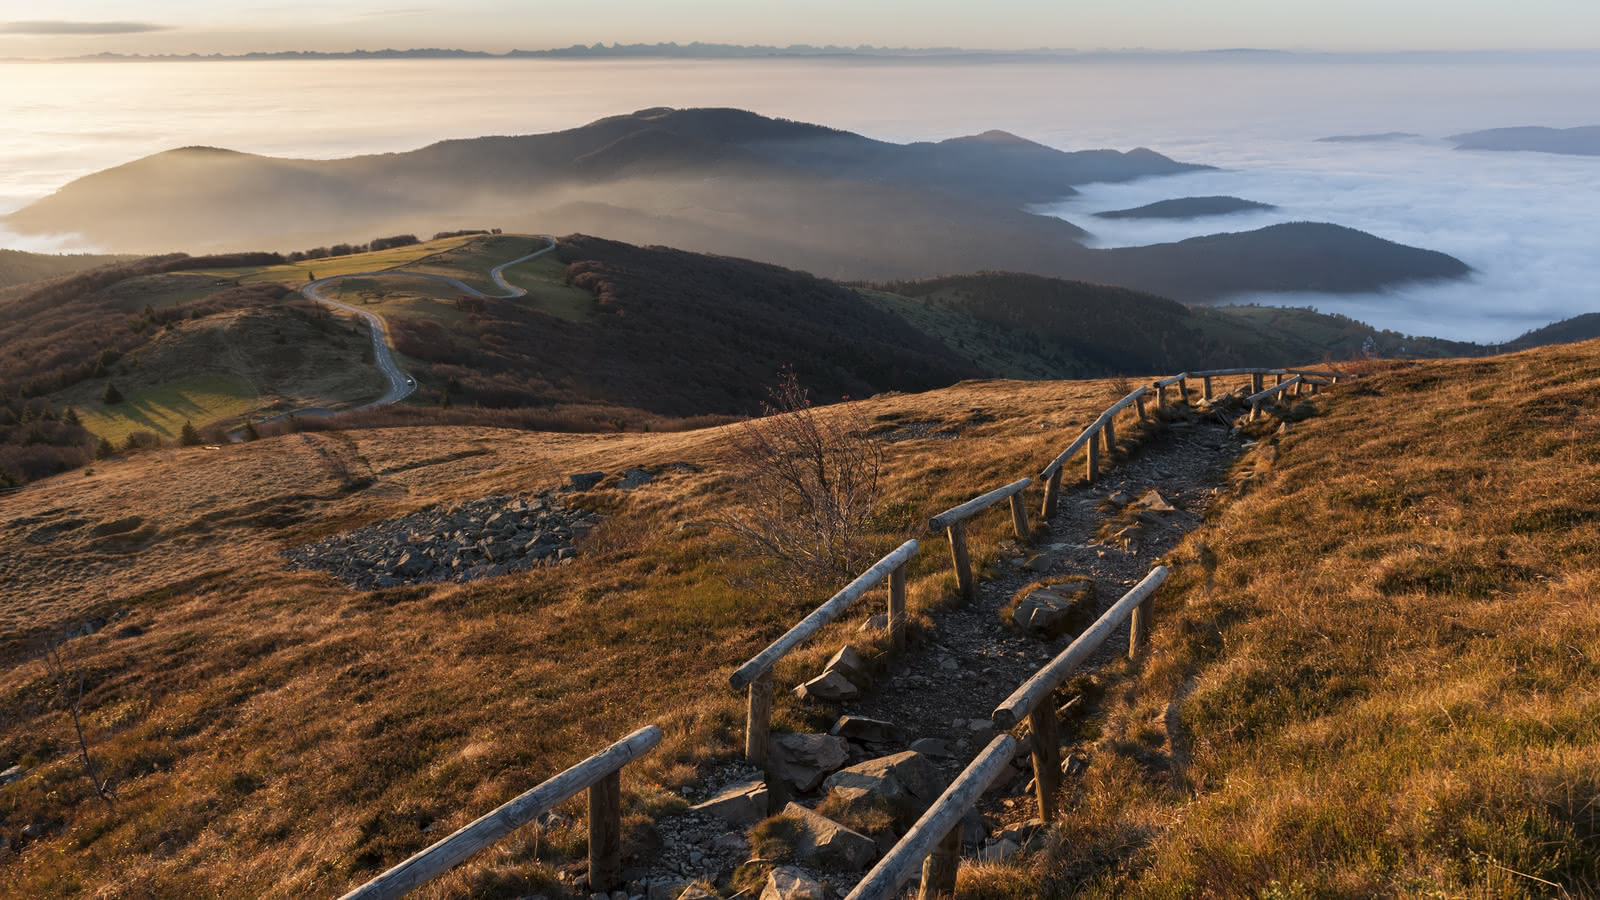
[716,368,884,587]
[44,638,115,811]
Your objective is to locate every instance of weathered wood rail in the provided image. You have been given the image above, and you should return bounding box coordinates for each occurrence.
[1190,367,1343,402]
[1037,385,1150,518]
[993,566,1170,820]
[929,477,1032,601]
[338,725,663,899]
[843,734,1020,900]
[730,539,920,775]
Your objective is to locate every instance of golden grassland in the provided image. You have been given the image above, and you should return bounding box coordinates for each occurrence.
[0,376,1147,898]
[192,236,477,287]
[963,347,1600,897]
[54,308,385,443]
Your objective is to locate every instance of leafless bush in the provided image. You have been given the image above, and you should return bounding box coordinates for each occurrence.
[43,638,114,811]
[717,368,884,587]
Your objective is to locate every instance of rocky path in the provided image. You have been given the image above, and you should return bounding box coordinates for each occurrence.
[621,411,1245,900]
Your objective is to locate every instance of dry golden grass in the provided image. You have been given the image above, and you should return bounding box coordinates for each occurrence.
[0,376,1149,898]
[984,346,1600,897]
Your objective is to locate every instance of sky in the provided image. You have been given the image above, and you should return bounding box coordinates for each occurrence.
[1,0,1597,57]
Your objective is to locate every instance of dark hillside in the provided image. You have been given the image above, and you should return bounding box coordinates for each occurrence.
[1093,195,1276,220]
[1084,222,1472,302]
[0,248,127,291]
[393,234,981,416]
[1508,312,1600,349]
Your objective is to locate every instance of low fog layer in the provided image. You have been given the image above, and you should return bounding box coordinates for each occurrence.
[1,55,1595,341]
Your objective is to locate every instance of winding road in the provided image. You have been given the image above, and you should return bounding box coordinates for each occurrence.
[299,236,558,411]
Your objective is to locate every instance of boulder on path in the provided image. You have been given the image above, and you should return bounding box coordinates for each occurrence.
[1135,489,1177,513]
[830,715,902,746]
[820,750,944,825]
[794,671,857,703]
[781,802,878,871]
[908,737,954,758]
[690,777,769,826]
[769,733,848,792]
[823,645,865,683]
[761,866,824,900]
[1007,579,1096,639]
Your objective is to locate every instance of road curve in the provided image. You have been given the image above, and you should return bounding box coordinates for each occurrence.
[298,236,558,411]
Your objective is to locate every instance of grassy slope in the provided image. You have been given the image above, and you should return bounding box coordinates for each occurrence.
[969,347,1600,897]
[193,235,476,286]
[0,377,1158,898]
[57,308,385,443]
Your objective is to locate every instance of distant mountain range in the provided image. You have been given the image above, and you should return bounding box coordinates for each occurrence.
[1450,126,1600,156]
[5,107,1470,301]
[1093,196,1277,220]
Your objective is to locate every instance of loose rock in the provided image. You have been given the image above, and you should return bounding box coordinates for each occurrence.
[794,671,858,703]
[761,866,824,900]
[781,802,878,871]
[689,778,768,826]
[769,734,848,792]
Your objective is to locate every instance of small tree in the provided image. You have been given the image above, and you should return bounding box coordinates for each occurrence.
[179,421,203,446]
[102,381,124,404]
[95,437,116,459]
[715,367,884,587]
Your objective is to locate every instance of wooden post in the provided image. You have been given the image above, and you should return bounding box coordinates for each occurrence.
[947,521,974,602]
[1135,394,1147,422]
[1103,416,1116,454]
[1202,376,1213,401]
[1008,492,1030,540]
[1179,377,1190,405]
[1156,384,1167,407]
[1028,706,1063,822]
[746,670,772,767]
[917,825,962,900]
[1312,382,1321,395]
[1275,372,1284,386]
[1086,432,1099,483]
[1251,372,1264,393]
[1040,467,1062,519]
[588,771,622,893]
[1128,595,1153,659]
[888,563,907,652]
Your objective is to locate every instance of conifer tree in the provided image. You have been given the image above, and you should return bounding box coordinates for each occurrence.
[95,437,115,460]
[102,381,124,404]
[179,421,203,446]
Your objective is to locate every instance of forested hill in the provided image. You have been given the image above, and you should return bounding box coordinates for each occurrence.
[0,248,128,292]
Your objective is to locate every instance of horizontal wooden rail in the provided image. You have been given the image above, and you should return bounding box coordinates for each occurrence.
[1188,367,1285,377]
[1040,386,1148,481]
[1285,368,1343,380]
[1246,375,1304,406]
[843,734,1019,900]
[730,539,920,690]
[1153,372,1189,388]
[338,725,663,900]
[929,477,1031,531]
[993,566,1170,729]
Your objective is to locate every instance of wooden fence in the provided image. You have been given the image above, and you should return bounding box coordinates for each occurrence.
[845,567,1171,899]
[929,477,1032,601]
[338,725,663,899]
[716,364,1344,895]
[729,539,921,782]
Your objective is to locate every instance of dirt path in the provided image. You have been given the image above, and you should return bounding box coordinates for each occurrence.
[633,411,1243,895]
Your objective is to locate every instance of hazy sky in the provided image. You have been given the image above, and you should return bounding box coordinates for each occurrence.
[1,0,1597,57]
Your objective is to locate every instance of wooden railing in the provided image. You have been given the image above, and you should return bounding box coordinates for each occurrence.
[730,539,921,773]
[1037,385,1150,518]
[844,734,1019,900]
[1190,367,1342,402]
[993,567,1170,819]
[844,568,1171,899]
[338,725,663,899]
[929,477,1032,601]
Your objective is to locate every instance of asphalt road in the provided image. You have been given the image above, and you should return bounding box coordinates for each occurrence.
[298,236,558,411]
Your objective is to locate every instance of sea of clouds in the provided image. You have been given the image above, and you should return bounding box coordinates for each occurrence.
[2,54,1596,342]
